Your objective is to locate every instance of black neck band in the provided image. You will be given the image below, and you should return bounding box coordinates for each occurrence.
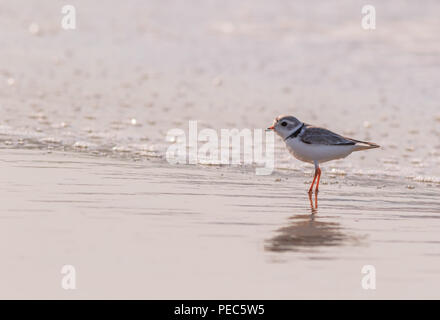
[284,123,304,141]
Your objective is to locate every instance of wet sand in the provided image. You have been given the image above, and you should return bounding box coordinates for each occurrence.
[1,149,440,299]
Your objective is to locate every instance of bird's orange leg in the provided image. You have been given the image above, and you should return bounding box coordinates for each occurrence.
[315,168,322,193]
[308,169,318,194]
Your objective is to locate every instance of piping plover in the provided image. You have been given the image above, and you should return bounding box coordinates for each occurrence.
[267,115,379,193]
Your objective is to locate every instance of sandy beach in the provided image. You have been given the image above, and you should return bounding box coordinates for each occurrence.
[1,0,440,299]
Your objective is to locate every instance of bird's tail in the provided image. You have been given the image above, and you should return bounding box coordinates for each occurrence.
[351,139,380,152]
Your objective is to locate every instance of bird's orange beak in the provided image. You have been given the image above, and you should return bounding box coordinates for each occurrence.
[266,125,274,131]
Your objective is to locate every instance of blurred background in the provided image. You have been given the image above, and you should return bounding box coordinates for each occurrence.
[1,0,439,179]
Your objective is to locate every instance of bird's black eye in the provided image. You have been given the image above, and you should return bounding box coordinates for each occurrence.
[281,122,287,127]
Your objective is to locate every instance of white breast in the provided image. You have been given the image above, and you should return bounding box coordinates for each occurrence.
[285,137,355,164]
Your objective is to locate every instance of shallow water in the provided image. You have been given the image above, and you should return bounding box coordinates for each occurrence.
[1,149,440,299]
[1,0,440,299]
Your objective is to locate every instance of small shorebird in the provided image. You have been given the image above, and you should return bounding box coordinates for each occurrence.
[267,115,379,194]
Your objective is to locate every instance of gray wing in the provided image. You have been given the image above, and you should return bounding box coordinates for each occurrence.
[300,126,356,145]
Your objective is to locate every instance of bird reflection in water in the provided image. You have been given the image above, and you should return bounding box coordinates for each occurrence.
[265,193,359,253]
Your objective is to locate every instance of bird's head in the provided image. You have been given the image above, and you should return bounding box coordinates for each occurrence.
[267,115,303,140]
